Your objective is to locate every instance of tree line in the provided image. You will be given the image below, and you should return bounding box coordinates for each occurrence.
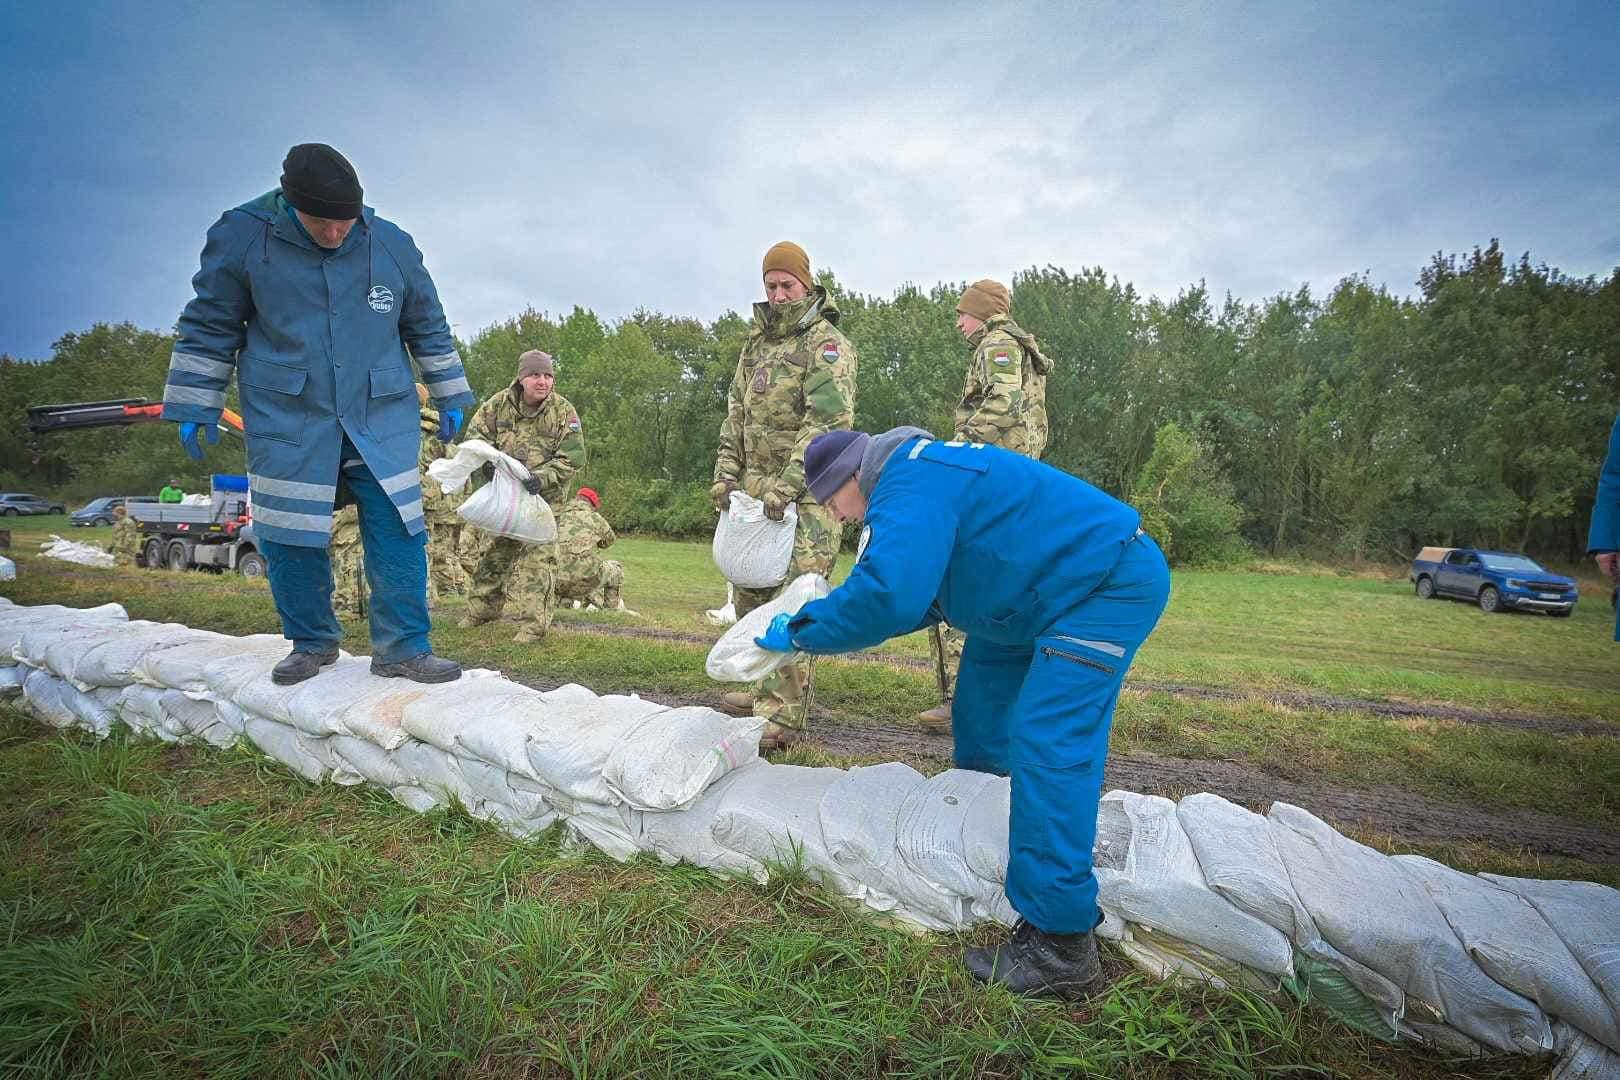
[3,240,1615,565]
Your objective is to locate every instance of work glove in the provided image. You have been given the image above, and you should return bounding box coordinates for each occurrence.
[762,487,793,522]
[438,408,462,442]
[754,612,795,652]
[179,421,217,461]
[710,479,738,512]
[522,474,545,497]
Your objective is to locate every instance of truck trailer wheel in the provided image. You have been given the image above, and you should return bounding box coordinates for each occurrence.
[1478,585,1502,614]
[165,539,192,572]
[1415,575,1435,600]
[238,552,267,579]
[142,538,165,569]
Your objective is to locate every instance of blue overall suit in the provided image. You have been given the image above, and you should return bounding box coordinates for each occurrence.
[1589,413,1620,642]
[162,190,476,662]
[789,436,1171,934]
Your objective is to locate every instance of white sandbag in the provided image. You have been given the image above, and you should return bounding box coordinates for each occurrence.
[1095,791,1294,978]
[70,685,124,737]
[0,603,127,663]
[392,739,480,812]
[157,690,236,747]
[327,735,416,789]
[638,765,769,880]
[389,785,444,813]
[243,718,330,782]
[962,775,1012,887]
[819,763,969,930]
[15,613,132,671]
[0,665,23,697]
[1269,802,1549,1055]
[39,534,115,567]
[1392,855,1615,1053]
[894,769,1020,927]
[0,555,13,580]
[147,633,283,694]
[1115,922,1282,994]
[436,678,551,776]
[704,583,738,626]
[705,573,830,683]
[513,777,643,861]
[1553,1022,1620,1080]
[710,763,862,897]
[478,799,560,840]
[1481,875,1620,1034]
[455,755,551,820]
[40,620,156,685]
[712,490,796,588]
[22,668,78,728]
[430,439,556,544]
[524,694,668,804]
[280,658,399,736]
[115,684,183,742]
[603,706,765,811]
[70,623,219,689]
[235,670,310,727]
[338,677,488,751]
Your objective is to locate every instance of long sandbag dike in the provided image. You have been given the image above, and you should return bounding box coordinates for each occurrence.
[1,597,1615,1077]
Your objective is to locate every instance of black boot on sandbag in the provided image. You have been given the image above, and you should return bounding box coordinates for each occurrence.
[271,648,339,686]
[371,651,462,684]
[963,920,1103,1000]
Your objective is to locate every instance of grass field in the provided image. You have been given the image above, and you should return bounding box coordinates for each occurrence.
[2,515,1616,1076]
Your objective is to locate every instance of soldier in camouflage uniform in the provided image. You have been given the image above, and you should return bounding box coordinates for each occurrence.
[710,241,857,749]
[459,349,586,643]
[922,279,1054,732]
[416,384,465,604]
[554,487,625,609]
[329,505,366,617]
[105,506,143,567]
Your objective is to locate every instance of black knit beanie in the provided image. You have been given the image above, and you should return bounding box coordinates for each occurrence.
[280,143,363,220]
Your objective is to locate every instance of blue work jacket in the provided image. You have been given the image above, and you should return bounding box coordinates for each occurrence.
[161,190,476,547]
[1589,413,1620,641]
[790,438,1142,652]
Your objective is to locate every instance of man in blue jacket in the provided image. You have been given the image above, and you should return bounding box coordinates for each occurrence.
[162,144,477,685]
[755,426,1171,998]
[1590,412,1620,642]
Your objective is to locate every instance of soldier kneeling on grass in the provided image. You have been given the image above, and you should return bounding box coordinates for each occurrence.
[751,427,1171,998]
[554,488,625,610]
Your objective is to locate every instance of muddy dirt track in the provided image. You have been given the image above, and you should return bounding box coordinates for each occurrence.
[514,636,1620,865]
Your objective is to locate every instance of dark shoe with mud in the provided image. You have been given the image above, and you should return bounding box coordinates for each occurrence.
[271,648,339,686]
[963,921,1103,1000]
[371,652,462,684]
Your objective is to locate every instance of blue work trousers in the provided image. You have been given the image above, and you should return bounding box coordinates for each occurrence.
[261,439,431,664]
[952,532,1172,935]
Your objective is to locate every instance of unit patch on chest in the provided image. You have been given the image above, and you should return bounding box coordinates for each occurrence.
[751,367,769,393]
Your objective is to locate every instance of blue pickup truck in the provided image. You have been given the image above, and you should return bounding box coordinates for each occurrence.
[1409,546,1579,616]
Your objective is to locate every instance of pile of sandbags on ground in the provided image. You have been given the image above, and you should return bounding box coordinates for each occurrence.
[38,535,116,567]
[2,600,1616,1077]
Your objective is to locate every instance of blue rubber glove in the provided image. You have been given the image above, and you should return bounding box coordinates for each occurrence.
[439,408,462,442]
[754,612,796,652]
[179,421,218,461]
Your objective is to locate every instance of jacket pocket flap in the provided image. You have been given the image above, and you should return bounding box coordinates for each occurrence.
[239,359,308,395]
[369,365,413,398]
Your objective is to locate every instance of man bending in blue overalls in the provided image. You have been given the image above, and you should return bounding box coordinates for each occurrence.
[754,426,1171,997]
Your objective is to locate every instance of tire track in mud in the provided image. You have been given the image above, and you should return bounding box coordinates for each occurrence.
[507,671,1620,865]
[556,619,1615,737]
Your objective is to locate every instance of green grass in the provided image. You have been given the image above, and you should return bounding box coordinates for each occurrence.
[0,712,1557,1078]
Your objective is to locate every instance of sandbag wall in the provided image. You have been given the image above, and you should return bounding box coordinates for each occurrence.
[1,599,1615,1078]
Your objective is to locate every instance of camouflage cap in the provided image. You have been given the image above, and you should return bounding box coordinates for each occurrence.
[517,350,555,380]
[957,279,1011,321]
[763,241,812,289]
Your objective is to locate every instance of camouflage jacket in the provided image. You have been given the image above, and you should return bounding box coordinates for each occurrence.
[417,407,459,520]
[464,386,587,506]
[954,314,1051,458]
[555,498,617,566]
[714,286,857,502]
[107,517,141,560]
[329,504,361,549]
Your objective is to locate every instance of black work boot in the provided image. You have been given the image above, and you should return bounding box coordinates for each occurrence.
[963,921,1104,1000]
[271,647,340,686]
[371,651,462,684]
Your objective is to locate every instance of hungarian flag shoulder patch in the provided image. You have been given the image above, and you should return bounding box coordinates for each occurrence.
[992,351,1011,366]
[568,413,582,431]
[819,341,840,363]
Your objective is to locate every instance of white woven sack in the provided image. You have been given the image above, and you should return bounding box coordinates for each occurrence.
[712,491,796,589]
[603,707,766,811]
[705,573,829,683]
[430,438,556,544]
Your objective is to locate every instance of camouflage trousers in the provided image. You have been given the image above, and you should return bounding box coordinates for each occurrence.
[556,557,624,608]
[425,517,466,602]
[731,500,840,731]
[929,623,966,703]
[330,530,366,618]
[466,533,559,637]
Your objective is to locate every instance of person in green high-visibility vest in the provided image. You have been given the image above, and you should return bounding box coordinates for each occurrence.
[158,482,184,504]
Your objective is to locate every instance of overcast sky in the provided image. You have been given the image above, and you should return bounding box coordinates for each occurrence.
[2,1,1616,359]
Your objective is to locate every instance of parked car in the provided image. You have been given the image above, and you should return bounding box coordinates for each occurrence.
[1409,546,1579,616]
[0,492,66,516]
[71,496,127,526]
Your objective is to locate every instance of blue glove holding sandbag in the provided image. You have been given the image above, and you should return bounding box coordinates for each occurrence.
[754,612,796,652]
[439,408,462,442]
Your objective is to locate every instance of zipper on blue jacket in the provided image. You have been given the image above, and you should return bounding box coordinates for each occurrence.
[1040,645,1116,675]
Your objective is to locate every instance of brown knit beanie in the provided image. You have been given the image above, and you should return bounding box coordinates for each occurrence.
[517,349,555,381]
[762,241,812,289]
[957,279,1011,321]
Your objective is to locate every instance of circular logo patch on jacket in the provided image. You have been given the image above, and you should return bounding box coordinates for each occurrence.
[367,285,395,313]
